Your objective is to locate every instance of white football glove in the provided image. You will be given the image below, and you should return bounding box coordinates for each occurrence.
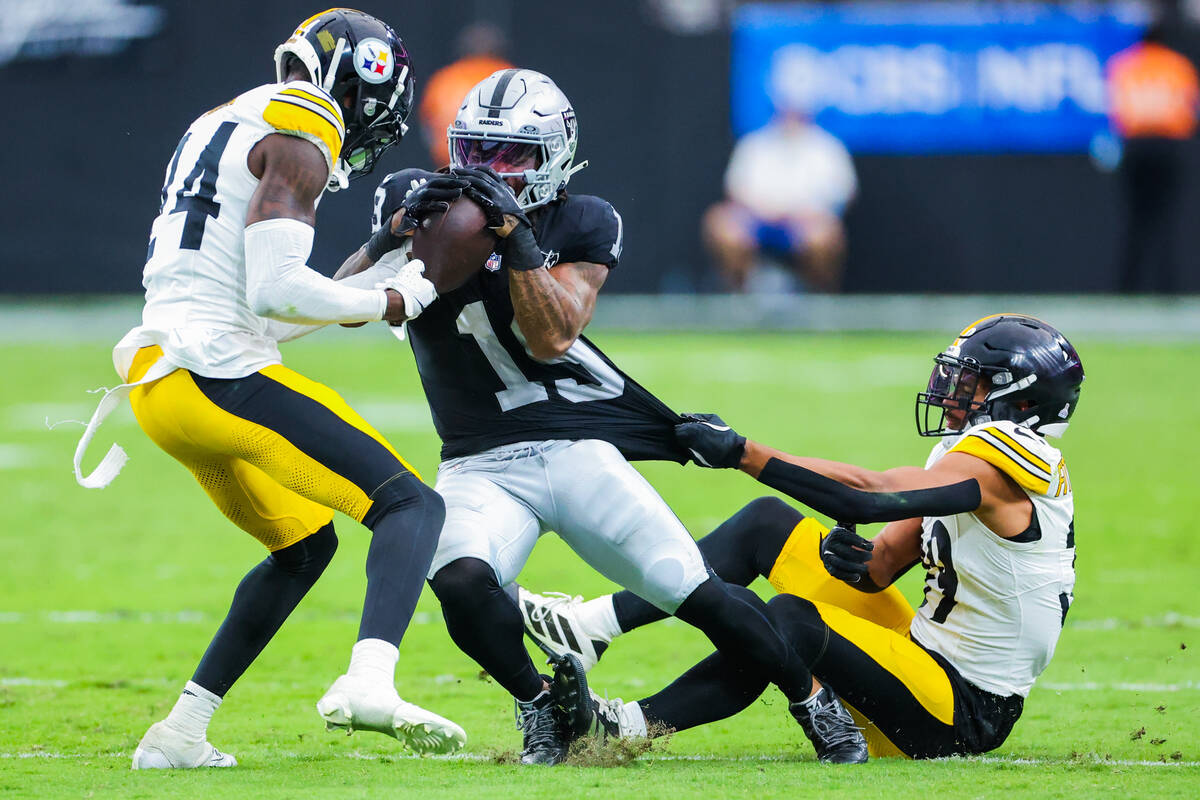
[376,258,436,321]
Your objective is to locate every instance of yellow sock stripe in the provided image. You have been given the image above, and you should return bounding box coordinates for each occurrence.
[258,364,422,483]
[986,427,1051,473]
[814,601,956,726]
[951,434,1051,495]
[263,99,343,164]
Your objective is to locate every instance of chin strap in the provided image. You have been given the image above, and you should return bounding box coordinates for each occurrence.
[564,160,588,180]
[327,161,350,192]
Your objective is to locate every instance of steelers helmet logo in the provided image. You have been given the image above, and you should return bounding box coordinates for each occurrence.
[354,37,394,84]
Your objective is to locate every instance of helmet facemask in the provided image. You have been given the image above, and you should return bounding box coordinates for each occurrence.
[336,63,412,181]
[916,354,995,437]
[449,127,577,210]
[273,9,414,191]
[448,69,585,211]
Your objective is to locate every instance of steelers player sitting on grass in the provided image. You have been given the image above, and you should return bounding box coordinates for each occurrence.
[74,9,476,768]
[520,315,1084,763]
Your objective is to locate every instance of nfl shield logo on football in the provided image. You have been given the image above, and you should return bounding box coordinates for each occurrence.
[485,252,502,272]
[354,38,394,84]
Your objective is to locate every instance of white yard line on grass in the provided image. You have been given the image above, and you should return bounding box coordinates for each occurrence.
[1038,681,1199,692]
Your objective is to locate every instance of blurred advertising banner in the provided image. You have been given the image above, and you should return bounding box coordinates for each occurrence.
[732,1,1148,152]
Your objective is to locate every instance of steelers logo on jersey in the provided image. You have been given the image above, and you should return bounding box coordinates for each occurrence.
[354,38,394,85]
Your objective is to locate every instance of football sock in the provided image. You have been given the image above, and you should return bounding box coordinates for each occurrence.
[617,699,649,738]
[611,590,664,633]
[164,680,222,741]
[191,524,337,696]
[346,638,399,685]
[358,474,445,645]
[637,650,769,733]
[578,595,624,641]
[674,577,813,703]
[430,557,545,702]
[611,498,799,633]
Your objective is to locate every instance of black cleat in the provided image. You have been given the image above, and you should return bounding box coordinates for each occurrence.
[789,686,869,764]
[547,651,593,741]
[515,685,568,766]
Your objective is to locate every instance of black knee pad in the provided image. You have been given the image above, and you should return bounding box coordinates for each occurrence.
[702,497,802,582]
[270,523,337,577]
[361,472,445,530]
[429,557,500,608]
[740,496,805,532]
[767,594,828,665]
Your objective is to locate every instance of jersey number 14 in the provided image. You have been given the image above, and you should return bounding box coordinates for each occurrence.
[148,121,237,260]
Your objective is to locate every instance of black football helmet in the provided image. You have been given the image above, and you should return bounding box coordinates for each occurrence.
[916,314,1085,438]
[274,8,415,187]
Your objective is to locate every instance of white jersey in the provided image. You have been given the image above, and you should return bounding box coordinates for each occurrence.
[114,81,345,380]
[909,420,1076,698]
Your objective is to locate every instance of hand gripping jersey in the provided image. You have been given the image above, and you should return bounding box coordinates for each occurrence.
[116,81,345,380]
[374,171,687,463]
[909,420,1076,698]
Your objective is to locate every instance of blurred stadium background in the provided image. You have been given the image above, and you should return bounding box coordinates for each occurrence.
[2,0,1199,308]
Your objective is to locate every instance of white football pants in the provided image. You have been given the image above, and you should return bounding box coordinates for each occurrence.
[428,439,709,612]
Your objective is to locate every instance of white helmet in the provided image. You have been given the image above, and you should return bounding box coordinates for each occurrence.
[448,68,587,210]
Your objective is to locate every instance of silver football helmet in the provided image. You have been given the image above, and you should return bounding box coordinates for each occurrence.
[448,68,587,210]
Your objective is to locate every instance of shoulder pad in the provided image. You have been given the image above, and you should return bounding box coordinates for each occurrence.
[372,168,442,232]
[949,421,1063,496]
[560,194,624,267]
[262,81,346,172]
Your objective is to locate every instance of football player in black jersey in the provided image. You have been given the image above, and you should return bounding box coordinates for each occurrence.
[337,69,815,765]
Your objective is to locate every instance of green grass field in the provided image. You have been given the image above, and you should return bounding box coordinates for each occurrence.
[1,329,1196,798]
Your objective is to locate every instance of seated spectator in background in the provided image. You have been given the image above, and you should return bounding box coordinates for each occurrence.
[1106,22,1199,294]
[418,22,513,168]
[703,110,856,293]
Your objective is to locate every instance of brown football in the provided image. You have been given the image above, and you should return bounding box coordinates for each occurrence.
[410,196,498,293]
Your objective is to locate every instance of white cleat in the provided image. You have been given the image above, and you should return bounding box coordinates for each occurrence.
[317,674,466,755]
[586,690,649,739]
[517,588,614,672]
[131,720,237,769]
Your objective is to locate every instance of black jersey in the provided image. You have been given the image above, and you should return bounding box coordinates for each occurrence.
[374,169,688,463]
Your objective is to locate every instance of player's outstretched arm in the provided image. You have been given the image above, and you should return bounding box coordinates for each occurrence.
[675,414,991,525]
[243,134,421,326]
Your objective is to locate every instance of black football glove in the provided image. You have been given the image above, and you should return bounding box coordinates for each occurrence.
[366,174,468,262]
[675,413,746,469]
[820,524,874,584]
[451,166,543,271]
[403,173,469,219]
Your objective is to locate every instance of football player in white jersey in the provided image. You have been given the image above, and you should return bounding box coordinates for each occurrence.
[77,9,476,768]
[520,315,1083,763]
